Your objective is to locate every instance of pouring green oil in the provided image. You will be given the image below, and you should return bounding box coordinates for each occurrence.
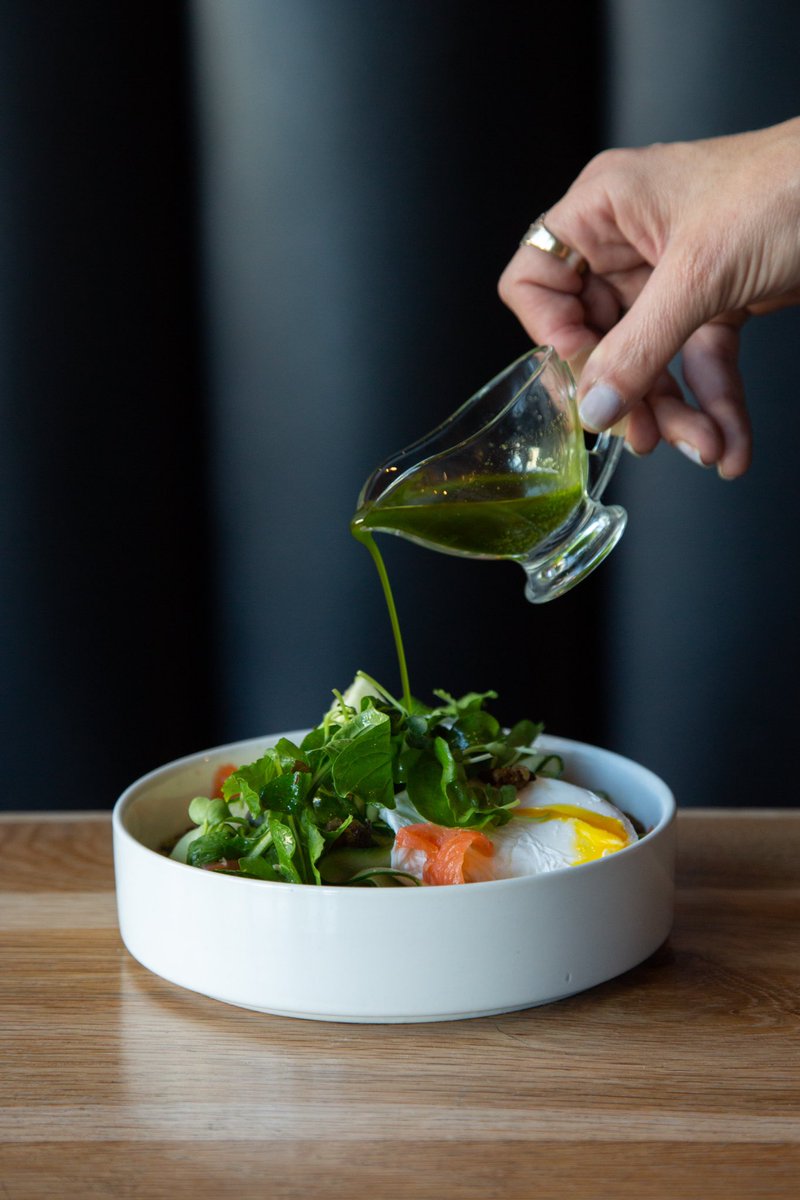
[350,470,583,707]
[350,525,414,710]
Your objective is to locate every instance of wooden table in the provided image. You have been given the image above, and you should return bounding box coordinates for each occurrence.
[1,811,799,1199]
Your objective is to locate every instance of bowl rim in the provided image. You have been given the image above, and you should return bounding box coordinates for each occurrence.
[112,731,676,898]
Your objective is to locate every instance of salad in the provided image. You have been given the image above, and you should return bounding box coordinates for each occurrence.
[170,672,638,886]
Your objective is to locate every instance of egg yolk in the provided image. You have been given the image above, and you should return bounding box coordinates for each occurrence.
[515,804,629,866]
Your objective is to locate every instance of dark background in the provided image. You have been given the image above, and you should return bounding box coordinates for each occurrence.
[1,0,798,811]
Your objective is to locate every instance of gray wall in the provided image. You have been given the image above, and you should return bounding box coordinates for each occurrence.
[605,0,800,805]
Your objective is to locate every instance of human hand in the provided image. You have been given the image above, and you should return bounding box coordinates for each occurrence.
[498,118,800,477]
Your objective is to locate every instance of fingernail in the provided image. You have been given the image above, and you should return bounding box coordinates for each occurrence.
[676,441,710,467]
[624,441,645,458]
[579,384,624,431]
[717,465,737,481]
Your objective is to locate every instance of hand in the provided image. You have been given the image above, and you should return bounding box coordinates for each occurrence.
[498,118,800,477]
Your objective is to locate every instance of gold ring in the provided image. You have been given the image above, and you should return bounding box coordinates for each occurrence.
[520,214,587,274]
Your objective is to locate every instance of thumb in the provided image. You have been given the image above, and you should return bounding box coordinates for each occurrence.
[576,252,712,431]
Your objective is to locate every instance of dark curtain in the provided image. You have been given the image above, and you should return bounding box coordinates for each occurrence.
[188,0,607,745]
[0,4,214,809]
[0,1,604,810]
[2,1,797,812]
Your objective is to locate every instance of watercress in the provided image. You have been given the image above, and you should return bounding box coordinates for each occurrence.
[170,672,560,886]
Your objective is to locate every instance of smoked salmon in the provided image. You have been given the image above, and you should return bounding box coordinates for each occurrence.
[393,823,495,885]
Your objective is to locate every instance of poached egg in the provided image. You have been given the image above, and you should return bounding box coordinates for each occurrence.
[383,776,638,883]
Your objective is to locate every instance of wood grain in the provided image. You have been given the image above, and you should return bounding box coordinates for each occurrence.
[1,810,799,1199]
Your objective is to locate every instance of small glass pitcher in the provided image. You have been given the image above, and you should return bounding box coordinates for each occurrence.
[352,346,626,602]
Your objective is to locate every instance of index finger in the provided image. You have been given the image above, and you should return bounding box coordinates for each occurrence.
[504,238,589,293]
[497,247,591,354]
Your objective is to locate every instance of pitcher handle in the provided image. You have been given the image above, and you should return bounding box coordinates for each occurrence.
[587,431,624,501]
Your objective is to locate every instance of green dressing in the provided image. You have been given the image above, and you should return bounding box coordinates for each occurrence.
[350,524,412,711]
[353,472,582,560]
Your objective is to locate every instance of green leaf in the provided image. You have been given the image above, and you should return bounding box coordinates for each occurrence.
[300,725,327,754]
[237,856,282,881]
[273,737,308,772]
[329,708,394,808]
[223,751,280,803]
[309,789,353,828]
[407,735,459,825]
[447,710,501,750]
[187,796,229,826]
[507,719,544,748]
[267,813,303,884]
[220,742,311,818]
[429,689,498,719]
[223,741,305,795]
[462,781,518,828]
[187,827,246,867]
[299,809,327,885]
[394,742,421,787]
[239,825,274,860]
[259,768,313,815]
[237,779,262,817]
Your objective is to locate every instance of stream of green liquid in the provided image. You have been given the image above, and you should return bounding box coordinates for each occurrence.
[350,526,412,711]
[350,471,583,709]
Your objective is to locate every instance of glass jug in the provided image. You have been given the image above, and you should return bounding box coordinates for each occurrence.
[352,346,626,602]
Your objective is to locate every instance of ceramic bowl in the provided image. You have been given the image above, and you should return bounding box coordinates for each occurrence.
[113,732,675,1023]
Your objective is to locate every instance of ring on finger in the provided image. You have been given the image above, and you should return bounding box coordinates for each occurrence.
[520,214,587,275]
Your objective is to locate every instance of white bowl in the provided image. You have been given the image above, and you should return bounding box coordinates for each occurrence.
[113,733,675,1023]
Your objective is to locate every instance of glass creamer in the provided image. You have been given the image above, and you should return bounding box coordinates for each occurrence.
[352,346,626,602]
